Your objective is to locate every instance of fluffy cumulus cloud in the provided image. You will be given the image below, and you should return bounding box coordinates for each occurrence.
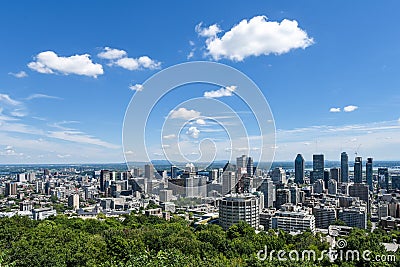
[98,47,160,70]
[329,107,341,113]
[8,71,28,78]
[28,51,104,78]
[129,84,144,91]
[198,15,314,61]
[169,108,201,120]
[97,47,127,60]
[196,119,206,125]
[186,126,200,138]
[204,85,236,98]
[195,22,221,37]
[344,105,358,112]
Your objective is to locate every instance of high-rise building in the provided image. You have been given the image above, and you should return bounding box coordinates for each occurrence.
[338,205,367,229]
[171,165,178,179]
[270,204,315,233]
[294,154,305,184]
[313,179,325,194]
[100,170,110,192]
[222,171,236,195]
[159,189,173,202]
[289,186,300,205]
[392,176,400,190]
[5,182,17,196]
[327,179,338,195]
[366,158,373,191]
[330,167,341,183]
[219,193,260,230]
[246,157,254,177]
[236,155,247,169]
[341,152,349,183]
[271,167,286,184]
[312,154,324,183]
[354,157,363,183]
[68,194,79,210]
[275,189,291,209]
[313,204,336,229]
[145,164,155,179]
[258,178,275,208]
[378,168,389,190]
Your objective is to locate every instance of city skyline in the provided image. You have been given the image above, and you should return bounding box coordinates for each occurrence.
[1,1,400,164]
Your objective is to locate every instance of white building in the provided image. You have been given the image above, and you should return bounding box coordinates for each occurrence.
[270,204,315,233]
[219,193,260,230]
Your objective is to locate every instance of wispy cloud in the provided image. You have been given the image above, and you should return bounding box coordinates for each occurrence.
[8,71,28,78]
[0,94,21,106]
[25,94,62,100]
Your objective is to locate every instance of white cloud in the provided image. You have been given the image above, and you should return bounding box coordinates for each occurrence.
[98,47,161,71]
[169,108,201,120]
[344,105,358,112]
[129,84,144,91]
[26,94,61,100]
[199,15,314,61]
[329,107,341,113]
[186,126,200,138]
[114,56,160,70]
[0,94,21,106]
[47,130,119,149]
[196,119,206,125]
[28,51,104,78]
[8,71,28,78]
[195,22,222,37]
[10,109,27,117]
[204,85,237,98]
[57,154,71,158]
[187,50,195,60]
[163,134,176,139]
[97,47,127,60]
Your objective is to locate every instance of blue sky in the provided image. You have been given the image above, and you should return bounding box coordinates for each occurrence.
[1,0,400,164]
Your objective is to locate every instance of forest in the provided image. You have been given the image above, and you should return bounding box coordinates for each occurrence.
[0,213,398,267]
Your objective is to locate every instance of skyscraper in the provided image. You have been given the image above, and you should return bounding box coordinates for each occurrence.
[144,164,154,179]
[294,154,305,184]
[171,165,178,179]
[271,167,286,184]
[236,155,247,169]
[312,154,324,183]
[354,157,362,183]
[378,168,389,190]
[100,170,110,192]
[366,158,373,191]
[258,178,275,208]
[330,167,341,183]
[341,152,349,183]
[246,157,254,177]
